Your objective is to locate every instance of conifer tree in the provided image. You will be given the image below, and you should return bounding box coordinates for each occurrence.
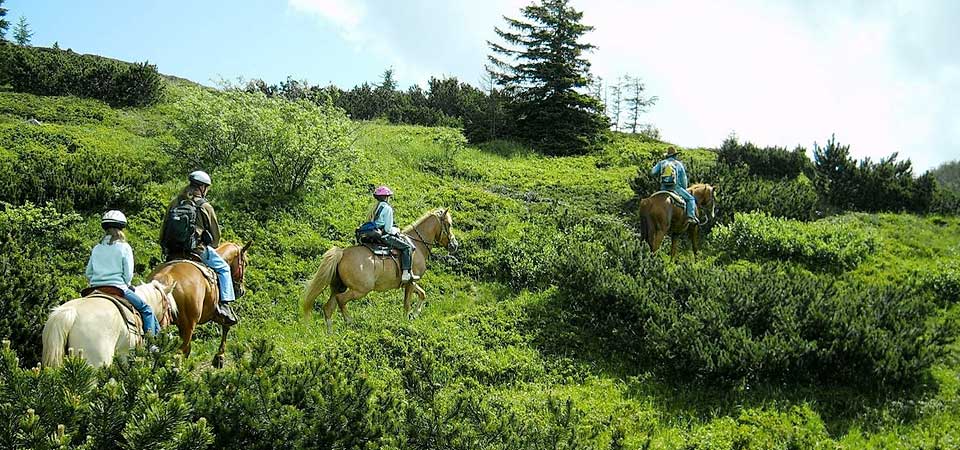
[623,75,658,134]
[608,78,623,131]
[487,0,608,155]
[0,0,8,41]
[13,15,31,46]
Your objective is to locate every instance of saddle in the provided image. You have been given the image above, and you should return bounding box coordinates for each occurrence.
[363,242,397,257]
[81,287,144,338]
[653,190,685,208]
[155,258,220,301]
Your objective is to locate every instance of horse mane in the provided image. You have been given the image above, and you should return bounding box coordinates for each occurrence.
[403,209,444,233]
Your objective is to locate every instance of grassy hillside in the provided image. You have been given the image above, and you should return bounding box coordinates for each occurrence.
[1,84,958,449]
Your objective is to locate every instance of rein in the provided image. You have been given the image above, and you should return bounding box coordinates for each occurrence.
[406,214,450,256]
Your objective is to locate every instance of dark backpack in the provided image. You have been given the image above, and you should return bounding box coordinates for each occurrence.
[355,204,385,244]
[161,198,207,255]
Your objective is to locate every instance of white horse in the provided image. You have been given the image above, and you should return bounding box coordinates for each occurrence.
[41,280,178,367]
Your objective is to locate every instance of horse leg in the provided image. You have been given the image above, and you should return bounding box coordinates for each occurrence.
[689,226,700,256]
[178,323,195,358]
[652,231,667,254]
[322,294,337,334]
[670,236,679,259]
[213,324,230,369]
[334,289,365,327]
[413,283,427,316]
[404,284,414,319]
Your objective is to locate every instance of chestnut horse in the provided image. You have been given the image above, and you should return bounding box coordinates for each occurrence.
[149,241,250,368]
[302,209,459,334]
[638,184,716,258]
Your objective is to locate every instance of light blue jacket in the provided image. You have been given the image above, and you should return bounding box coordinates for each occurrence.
[373,201,395,234]
[85,236,135,288]
[650,157,689,189]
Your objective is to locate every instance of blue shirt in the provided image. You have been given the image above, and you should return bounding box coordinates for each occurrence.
[85,236,135,288]
[373,201,395,233]
[650,157,689,189]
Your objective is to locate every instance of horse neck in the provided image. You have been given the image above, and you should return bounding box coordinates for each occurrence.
[135,284,164,313]
[406,215,439,254]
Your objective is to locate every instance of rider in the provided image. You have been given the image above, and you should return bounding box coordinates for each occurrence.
[651,147,698,224]
[369,186,419,283]
[85,210,160,336]
[160,170,238,325]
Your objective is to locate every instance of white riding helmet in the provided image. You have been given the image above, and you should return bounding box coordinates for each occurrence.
[101,210,127,229]
[188,170,212,186]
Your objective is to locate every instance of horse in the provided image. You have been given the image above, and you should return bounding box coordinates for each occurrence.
[41,280,178,368]
[302,208,459,334]
[148,241,251,368]
[637,183,717,258]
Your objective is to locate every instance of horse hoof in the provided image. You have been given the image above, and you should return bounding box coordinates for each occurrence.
[213,355,225,369]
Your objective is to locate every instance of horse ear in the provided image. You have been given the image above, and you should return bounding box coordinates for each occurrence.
[242,241,253,253]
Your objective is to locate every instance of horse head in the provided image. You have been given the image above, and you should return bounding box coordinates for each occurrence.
[223,241,252,299]
[437,209,459,253]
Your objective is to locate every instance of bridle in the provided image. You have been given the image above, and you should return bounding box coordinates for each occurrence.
[408,212,454,256]
[229,243,248,299]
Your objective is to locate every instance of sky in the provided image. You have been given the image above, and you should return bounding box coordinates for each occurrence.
[8,0,958,170]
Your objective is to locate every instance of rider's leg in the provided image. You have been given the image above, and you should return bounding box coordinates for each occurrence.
[123,287,159,335]
[383,234,418,282]
[676,187,698,222]
[202,246,238,324]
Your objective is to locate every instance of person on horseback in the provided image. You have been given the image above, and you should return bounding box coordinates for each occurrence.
[159,170,238,325]
[651,147,698,224]
[369,186,419,283]
[85,210,160,335]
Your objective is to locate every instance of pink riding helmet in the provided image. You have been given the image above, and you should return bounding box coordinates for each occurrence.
[374,186,394,196]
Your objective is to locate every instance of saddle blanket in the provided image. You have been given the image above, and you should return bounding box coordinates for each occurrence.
[653,190,685,208]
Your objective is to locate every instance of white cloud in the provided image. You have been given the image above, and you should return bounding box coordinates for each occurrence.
[290,0,958,170]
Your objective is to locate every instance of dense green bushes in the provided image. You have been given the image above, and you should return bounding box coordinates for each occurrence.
[0,334,618,450]
[553,218,952,386]
[0,124,170,213]
[0,45,164,107]
[0,203,84,365]
[166,88,354,209]
[712,212,876,271]
[717,136,814,180]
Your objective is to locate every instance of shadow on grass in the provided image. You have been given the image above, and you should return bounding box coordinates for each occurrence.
[520,289,945,438]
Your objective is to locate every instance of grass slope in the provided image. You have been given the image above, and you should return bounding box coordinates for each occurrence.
[1,89,958,449]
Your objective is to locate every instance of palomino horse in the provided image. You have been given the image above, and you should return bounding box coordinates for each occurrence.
[41,280,177,367]
[302,208,459,334]
[149,241,250,368]
[638,183,717,258]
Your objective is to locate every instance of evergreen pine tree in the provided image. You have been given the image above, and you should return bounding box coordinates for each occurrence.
[0,0,8,41]
[487,0,608,155]
[608,78,623,132]
[13,15,30,46]
[623,75,658,134]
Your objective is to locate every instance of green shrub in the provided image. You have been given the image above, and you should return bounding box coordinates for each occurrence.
[717,135,814,180]
[167,88,354,210]
[0,92,115,125]
[0,45,164,107]
[0,203,84,365]
[554,218,951,386]
[712,212,876,271]
[697,163,819,222]
[0,124,169,213]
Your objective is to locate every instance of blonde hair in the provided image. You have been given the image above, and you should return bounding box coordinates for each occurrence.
[105,227,126,244]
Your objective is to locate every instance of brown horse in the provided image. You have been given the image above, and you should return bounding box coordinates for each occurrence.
[638,184,716,258]
[302,209,459,334]
[149,241,251,368]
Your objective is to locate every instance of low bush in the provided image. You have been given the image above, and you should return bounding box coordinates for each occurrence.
[0,92,116,125]
[0,124,170,213]
[697,163,819,222]
[554,218,952,386]
[717,136,814,180]
[712,212,876,271]
[0,45,164,107]
[0,203,85,365]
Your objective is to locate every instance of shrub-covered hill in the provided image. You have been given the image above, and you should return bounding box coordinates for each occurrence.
[1,83,959,449]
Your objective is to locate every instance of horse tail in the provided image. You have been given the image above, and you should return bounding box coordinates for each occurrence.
[302,247,343,319]
[41,306,77,368]
[638,198,654,250]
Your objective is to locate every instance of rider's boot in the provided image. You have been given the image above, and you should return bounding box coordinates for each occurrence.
[401,270,420,284]
[217,302,238,325]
